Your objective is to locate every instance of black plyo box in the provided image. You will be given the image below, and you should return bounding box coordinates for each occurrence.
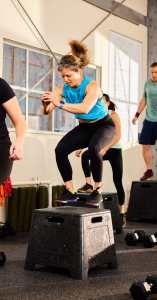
[24,206,117,279]
[76,192,123,233]
[127,181,157,222]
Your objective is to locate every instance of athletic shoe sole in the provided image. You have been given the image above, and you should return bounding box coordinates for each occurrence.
[86,199,103,208]
[77,189,93,193]
[55,199,78,204]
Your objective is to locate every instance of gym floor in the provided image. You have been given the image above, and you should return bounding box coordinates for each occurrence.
[1,222,157,300]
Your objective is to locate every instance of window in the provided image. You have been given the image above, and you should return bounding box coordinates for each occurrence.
[3,42,53,131]
[3,41,101,133]
[109,32,142,146]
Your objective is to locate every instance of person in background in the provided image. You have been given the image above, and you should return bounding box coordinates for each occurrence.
[132,62,157,181]
[76,93,125,221]
[0,78,26,206]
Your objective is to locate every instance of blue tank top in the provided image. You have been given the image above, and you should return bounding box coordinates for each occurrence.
[62,76,108,120]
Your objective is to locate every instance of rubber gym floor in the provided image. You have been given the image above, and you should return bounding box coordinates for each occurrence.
[1,221,157,300]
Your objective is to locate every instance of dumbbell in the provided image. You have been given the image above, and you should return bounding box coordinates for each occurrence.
[130,275,157,300]
[125,230,146,246]
[0,222,16,238]
[0,251,6,266]
[143,233,157,248]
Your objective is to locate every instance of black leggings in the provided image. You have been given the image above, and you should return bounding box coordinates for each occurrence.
[82,148,125,205]
[0,142,13,184]
[55,116,115,183]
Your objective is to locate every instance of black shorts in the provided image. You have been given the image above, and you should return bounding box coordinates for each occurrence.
[139,119,157,145]
[0,142,13,184]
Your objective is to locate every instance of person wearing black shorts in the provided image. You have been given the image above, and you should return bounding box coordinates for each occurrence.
[132,62,157,181]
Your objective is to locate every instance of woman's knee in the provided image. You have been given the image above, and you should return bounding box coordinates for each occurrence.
[55,142,65,158]
[88,145,101,159]
[82,150,89,161]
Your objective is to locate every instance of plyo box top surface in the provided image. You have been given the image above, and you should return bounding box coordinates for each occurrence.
[33,206,110,217]
[132,180,157,184]
[77,192,117,196]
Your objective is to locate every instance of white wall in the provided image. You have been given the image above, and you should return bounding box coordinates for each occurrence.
[0,0,148,201]
[0,0,105,55]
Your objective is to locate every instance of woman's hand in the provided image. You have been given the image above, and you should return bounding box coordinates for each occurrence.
[9,142,23,160]
[41,91,53,103]
[132,116,138,125]
[75,149,83,157]
[42,92,60,107]
[41,92,56,114]
[41,91,60,113]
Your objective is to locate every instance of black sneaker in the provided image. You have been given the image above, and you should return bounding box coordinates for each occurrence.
[86,188,103,208]
[77,183,93,193]
[56,188,79,204]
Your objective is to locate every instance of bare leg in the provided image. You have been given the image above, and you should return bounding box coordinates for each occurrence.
[85,177,93,185]
[64,180,75,193]
[118,204,125,214]
[142,145,153,169]
[140,144,154,181]
[94,182,102,190]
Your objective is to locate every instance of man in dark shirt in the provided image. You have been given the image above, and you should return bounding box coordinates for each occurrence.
[0,78,26,205]
[0,78,16,143]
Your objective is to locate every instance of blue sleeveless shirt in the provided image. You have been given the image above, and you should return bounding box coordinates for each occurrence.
[62,76,108,120]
